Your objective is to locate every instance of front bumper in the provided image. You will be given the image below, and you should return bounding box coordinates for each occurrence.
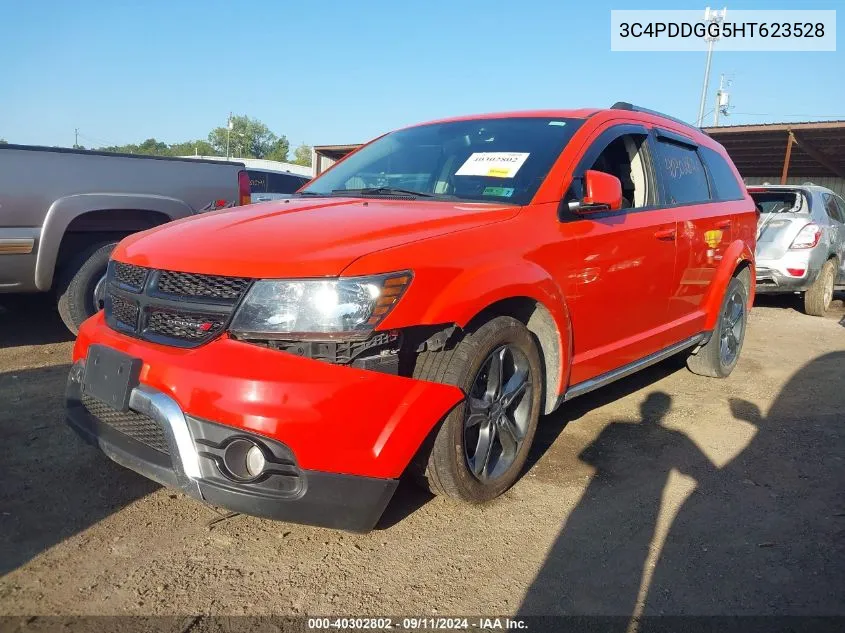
[66,363,399,532]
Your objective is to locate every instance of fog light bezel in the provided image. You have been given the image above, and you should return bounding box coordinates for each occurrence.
[220,437,270,483]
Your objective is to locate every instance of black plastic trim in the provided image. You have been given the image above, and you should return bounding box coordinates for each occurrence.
[65,378,398,532]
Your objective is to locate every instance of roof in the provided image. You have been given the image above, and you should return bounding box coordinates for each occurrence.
[703,120,845,178]
[179,156,312,177]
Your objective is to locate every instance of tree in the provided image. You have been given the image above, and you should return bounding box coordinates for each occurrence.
[168,140,219,157]
[292,144,312,167]
[208,115,282,159]
[0,139,7,144]
[265,136,290,162]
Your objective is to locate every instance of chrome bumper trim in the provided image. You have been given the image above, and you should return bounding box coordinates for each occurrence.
[128,384,202,480]
[69,362,202,485]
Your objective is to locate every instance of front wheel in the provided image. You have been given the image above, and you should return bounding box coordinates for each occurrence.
[411,316,544,503]
[56,242,116,334]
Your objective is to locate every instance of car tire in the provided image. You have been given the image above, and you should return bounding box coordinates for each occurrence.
[56,242,116,335]
[410,316,544,503]
[687,275,748,378]
[804,258,836,317]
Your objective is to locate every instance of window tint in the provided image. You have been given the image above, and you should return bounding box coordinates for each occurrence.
[699,146,744,201]
[834,195,845,223]
[247,170,268,193]
[268,173,308,193]
[823,193,845,223]
[655,140,710,205]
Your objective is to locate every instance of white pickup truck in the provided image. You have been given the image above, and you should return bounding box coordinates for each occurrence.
[0,144,249,332]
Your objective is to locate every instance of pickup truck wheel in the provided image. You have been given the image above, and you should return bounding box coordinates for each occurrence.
[804,259,836,317]
[411,316,543,503]
[687,276,748,378]
[56,242,117,334]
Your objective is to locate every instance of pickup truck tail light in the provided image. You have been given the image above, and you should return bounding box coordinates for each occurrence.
[238,170,251,206]
[789,223,821,249]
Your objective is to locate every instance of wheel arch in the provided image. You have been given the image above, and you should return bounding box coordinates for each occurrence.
[702,240,755,331]
[36,194,192,290]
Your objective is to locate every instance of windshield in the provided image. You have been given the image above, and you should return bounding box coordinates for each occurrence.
[302,117,583,205]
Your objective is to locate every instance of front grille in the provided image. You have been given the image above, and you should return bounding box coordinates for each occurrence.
[114,262,147,291]
[81,393,170,455]
[110,293,140,330]
[157,271,250,301]
[147,310,225,341]
[104,261,252,348]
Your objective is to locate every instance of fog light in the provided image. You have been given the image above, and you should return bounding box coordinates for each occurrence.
[246,445,266,478]
[222,438,267,481]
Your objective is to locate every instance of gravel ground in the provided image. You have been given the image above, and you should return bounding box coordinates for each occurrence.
[0,292,843,618]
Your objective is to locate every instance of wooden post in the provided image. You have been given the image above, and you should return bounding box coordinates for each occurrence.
[780,131,795,184]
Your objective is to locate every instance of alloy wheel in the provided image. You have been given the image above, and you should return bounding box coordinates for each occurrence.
[464,345,533,482]
[719,287,745,366]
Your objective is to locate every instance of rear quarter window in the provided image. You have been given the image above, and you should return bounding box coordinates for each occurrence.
[654,140,710,205]
[699,146,744,201]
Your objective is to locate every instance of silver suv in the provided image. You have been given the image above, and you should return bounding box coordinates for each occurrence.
[752,184,845,315]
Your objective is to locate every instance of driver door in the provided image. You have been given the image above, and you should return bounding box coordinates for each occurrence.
[563,124,678,385]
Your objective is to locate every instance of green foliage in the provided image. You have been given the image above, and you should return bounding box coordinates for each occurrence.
[168,140,219,157]
[208,115,288,159]
[292,144,312,167]
[91,115,297,161]
[0,139,8,144]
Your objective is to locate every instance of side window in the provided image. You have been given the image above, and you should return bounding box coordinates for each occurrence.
[699,146,744,201]
[834,195,845,223]
[586,133,652,210]
[268,173,304,194]
[822,193,845,223]
[654,139,710,205]
[248,170,268,193]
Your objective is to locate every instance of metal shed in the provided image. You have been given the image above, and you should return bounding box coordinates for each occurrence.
[703,120,845,196]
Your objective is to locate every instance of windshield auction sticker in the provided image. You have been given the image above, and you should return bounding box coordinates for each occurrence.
[455,152,530,178]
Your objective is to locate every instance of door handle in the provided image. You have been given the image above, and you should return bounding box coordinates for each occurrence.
[716,219,732,229]
[654,227,677,240]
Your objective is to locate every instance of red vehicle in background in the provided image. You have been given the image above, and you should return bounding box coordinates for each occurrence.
[66,103,756,531]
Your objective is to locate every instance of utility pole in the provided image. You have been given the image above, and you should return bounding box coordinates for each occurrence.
[225,113,233,159]
[696,7,727,127]
[74,128,79,148]
[713,74,732,126]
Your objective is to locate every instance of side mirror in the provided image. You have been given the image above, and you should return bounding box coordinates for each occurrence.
[569,170,623,215]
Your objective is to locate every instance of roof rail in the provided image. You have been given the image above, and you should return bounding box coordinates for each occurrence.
[610,102,702,132]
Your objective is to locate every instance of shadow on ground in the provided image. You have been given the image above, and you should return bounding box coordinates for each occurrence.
[520,352,845,620]
[0,364,157,575]
[0,294,75,348]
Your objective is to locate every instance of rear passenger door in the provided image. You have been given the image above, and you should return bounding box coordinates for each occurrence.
[653,132,736,339]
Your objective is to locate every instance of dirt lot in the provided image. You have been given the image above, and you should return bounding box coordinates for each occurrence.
[1,293,844,619]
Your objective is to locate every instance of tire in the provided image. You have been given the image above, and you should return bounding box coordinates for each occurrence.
[687,276,748,378]
[804,259,836,317]
[56,242,116,334]
[411,316,544,503]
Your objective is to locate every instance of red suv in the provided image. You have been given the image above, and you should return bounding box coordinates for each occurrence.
[66,104,756,531]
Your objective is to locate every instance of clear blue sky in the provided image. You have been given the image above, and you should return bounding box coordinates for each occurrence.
[1,0,841,149]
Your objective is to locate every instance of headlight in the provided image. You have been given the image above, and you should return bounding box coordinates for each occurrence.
[229,272,412,340]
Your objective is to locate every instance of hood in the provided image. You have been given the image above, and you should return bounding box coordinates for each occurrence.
[114,197,518,277]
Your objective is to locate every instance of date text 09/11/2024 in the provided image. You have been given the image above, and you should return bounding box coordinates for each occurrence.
[306,617,528,630]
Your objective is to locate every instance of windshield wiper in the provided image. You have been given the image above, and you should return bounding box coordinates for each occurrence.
[331,187,434,198]
[296,191,325,196]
